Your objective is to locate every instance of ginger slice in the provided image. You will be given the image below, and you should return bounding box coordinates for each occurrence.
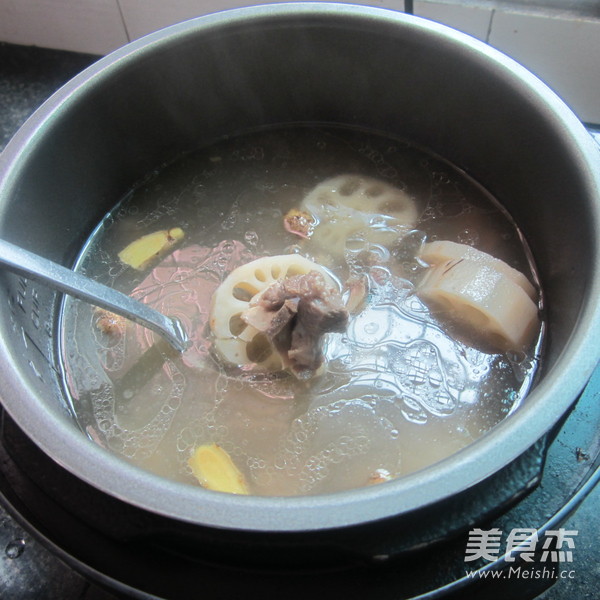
[118,227,185,270]
[418,257,539,352]
[188,443,249,495]
[419,240,536,300]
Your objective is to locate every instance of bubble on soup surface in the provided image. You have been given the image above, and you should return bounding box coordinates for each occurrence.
[174,375,301,493]
[281,398,402,495]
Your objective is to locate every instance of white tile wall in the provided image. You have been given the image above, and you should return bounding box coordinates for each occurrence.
[119,0,406,40]
[0,0,128,55]
[118,0,280,41]
[412,1,600,123]
[413,0,492,41]
[489,10,600,123]
[0,1,598,123]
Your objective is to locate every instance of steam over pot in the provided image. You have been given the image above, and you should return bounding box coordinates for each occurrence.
[0,3,598,565]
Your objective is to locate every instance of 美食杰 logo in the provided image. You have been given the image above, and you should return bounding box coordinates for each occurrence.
[464,527,577,581]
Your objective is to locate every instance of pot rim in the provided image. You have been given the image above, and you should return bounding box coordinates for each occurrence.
[0,2,599,532]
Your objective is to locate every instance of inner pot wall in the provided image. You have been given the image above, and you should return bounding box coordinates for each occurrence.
[0,3,598,550]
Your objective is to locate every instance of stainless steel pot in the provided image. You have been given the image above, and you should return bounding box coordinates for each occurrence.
[0,3,598,566]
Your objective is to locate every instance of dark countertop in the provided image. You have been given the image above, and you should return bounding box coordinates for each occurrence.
[0,41,124,600]
[0,40,598,600]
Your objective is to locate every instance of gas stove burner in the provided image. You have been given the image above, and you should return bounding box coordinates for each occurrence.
[0,364,597,599]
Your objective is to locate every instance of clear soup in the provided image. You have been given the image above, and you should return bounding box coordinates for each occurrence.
[60,126,543,496]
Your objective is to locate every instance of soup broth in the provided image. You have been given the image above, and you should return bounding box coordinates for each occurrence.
[60,126,543,496]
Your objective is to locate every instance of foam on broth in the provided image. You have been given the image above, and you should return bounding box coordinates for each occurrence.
[59,126,543,496]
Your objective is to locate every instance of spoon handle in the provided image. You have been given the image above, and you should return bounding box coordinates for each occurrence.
[0,239,189,353]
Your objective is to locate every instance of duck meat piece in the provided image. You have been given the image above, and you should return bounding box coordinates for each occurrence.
[241,270,348,379]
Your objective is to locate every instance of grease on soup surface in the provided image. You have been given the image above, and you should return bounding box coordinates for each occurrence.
[60,127,542,496]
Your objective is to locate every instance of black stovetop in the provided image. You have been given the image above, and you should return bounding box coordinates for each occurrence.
[0,41,598,600]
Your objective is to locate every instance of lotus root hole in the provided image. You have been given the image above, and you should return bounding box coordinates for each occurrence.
[229,314,247,336]
[246,333,273,363]
[323,196,340,210]
[232,283,258,302]
[339,179,360,196]
[286,265,306,277]
[366,185,383,197]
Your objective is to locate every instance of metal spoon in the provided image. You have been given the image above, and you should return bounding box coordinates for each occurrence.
[0,238,190,352]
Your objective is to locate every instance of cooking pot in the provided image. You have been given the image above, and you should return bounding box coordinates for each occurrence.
[0,3,598,569]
